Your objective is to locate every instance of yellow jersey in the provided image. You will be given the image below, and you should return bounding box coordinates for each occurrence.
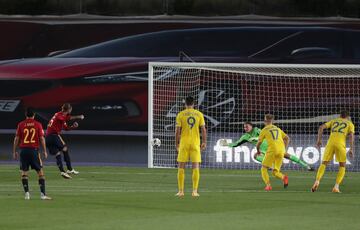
[258,124,287,154]
[325,118,355,147]
[176,108,205,147]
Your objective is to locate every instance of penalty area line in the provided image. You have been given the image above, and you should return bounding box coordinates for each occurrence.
[0,187,339,194]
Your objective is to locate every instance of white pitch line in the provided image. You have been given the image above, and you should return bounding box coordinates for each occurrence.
[0,184,174,190]
[0,189,358,194]
[0,169,353,180]
[0,189,323,193]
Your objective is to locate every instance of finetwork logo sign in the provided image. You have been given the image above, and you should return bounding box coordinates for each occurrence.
[213,139,351,165]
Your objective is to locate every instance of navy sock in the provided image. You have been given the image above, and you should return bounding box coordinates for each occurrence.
[56,154,65,172]
[63,150,73,171]
[39,178,45,195]
[22,176,29,193]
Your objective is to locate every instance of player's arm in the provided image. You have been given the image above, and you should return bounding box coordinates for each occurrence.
[316,123,329,148]
[280,129,290,148]
[256,130,265,156]
[64,121,80,130]
[13,125,20,160]
[348,123,355,158]
[256,140,263,156]
[175,113,182,151]
[283,135,290,148]
[348,132,355,158]
[201,125,207,151]
[175,126,181,151]
[228,134,249,148]
[40,136,48,159]
[37,125,47,159]
[70,115,85,120]
[12,135,19,160]
[199,113,207,150]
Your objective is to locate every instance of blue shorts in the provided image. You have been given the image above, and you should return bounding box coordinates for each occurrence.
[20,148,42,172]
[46,134,65,155]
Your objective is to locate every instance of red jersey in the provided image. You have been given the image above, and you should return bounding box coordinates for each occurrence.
[16,118,45,149]
[46,112,71,135]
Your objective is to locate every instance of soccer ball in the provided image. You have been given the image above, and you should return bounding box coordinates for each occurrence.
[151,138,161,147]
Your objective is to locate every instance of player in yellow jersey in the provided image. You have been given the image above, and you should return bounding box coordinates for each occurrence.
[256,114,289,191]
[175,96,207,197]
[312,110,355,193]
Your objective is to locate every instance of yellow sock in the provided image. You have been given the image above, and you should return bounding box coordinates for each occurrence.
[272,170,284,180]
[192,168,200,191]
[261,167,270,185]
[177,168,185,191]
[336,166,346,185]
[316,164,326,181]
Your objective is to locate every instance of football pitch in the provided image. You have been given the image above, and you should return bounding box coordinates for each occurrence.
[0,165,359,230]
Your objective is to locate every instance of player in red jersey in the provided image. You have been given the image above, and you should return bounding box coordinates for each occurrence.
[46,103,84,179]
[13,108,52,200]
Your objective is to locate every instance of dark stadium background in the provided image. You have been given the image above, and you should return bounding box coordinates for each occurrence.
[1,0,360,166]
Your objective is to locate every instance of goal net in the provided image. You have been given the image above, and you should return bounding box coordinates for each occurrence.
[148,62,360,171]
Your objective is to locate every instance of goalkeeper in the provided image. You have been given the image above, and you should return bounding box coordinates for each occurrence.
[226,122,314,171]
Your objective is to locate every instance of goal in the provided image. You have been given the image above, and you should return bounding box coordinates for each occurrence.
[148,62,360,171]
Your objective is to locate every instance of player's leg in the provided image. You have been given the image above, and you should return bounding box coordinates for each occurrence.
[55,151,73,179]
[312,160,329,192]
[254,152,274,170]
[312,145,333,192]
[62,146,79,175]
[284,153,313,171]
[261,153,273,191]
[55,151,65,174]
[58,136,78,175]
[176,148,188,197]
[37,169,47,198]
[46,134,68,177]
[62,146,72,171]
[19,149,30,199]
[21,171,30,200]
[190,147,201,197]
[176,162,185,197]
[272,153,288,188]
[54,135,72,178]
[271,169,285,180]
[55,149,72,179]
[333,147,346,193]
[191,162,200,197]
[32,152,52,200]
[58,136,71,171]
[261,166,272,191]
[333,162,345,193]
[37,169,52,200]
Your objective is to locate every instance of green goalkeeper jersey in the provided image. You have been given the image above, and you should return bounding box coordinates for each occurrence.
[228,127,268,153]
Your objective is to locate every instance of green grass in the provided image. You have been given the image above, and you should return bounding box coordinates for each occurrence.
[0,165,359,230]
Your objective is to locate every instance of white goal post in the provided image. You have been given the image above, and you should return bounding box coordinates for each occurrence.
[148,62,360,171]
